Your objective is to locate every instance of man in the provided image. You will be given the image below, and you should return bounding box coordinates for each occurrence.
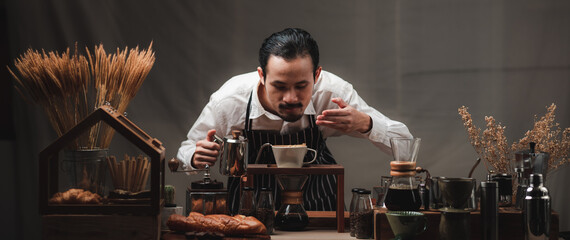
[177,28,412,213]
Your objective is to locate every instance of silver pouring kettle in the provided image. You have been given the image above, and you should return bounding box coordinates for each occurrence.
[213,130,248,177]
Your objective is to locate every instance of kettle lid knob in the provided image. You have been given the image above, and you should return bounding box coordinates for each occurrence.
[231,130,242,139]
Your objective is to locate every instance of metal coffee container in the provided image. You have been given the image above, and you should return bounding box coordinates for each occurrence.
[523,174,551,240]
[214,130,248,177]
[481,181,498,240]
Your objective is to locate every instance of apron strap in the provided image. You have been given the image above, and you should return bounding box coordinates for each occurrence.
[245,91,253,131]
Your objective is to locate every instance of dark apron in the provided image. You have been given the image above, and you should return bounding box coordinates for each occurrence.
[227,93,338,214]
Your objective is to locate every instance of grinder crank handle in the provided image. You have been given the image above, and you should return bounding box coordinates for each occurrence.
[168,158,210,175]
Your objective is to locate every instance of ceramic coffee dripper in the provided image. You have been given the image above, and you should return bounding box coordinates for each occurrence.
[385,211,427,240]
[255,143,317,168]
[438,177,475,240]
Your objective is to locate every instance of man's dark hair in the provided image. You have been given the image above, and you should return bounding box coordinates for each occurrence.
[258,28,320,79]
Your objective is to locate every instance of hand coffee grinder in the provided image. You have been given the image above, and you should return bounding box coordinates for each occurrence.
[169,130,248,215]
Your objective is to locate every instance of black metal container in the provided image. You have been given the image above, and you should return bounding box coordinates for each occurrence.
[480,181,498,240]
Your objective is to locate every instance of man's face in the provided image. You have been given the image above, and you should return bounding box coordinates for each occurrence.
[258,55,321,122]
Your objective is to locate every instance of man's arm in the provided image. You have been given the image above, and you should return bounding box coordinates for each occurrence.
[315,97,372,133]
[177,102,222,170]
[313,72,413,155]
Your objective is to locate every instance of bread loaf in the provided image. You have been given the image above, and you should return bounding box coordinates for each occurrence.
[48,188,102,204]
[167,212,267,235]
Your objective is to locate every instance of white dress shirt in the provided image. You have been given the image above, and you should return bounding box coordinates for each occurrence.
[177,70,412,170]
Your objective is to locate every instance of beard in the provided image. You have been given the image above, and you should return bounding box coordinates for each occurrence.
[278,103,304,122]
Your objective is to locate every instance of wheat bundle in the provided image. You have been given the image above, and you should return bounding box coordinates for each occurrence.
[8,43,155,149]
[106,154,150,192]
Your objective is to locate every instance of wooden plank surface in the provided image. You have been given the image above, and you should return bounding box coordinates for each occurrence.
[373,208,559,240]
[43,214,160,240]
[246,164,344,174]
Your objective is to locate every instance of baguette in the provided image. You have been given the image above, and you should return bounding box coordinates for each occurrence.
[48,188,102,204]
[167,212,267,235]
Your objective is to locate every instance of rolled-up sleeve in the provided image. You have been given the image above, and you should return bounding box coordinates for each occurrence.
[176,100,221,170]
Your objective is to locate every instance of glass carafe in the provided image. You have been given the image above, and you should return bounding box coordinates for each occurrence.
[385,175,421,211]
[275,174,310,231]
[384,137,422,211]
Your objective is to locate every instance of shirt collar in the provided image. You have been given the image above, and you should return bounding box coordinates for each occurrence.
[250,82,316,120]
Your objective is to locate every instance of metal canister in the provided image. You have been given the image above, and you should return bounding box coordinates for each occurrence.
[523,174,550,240]
[488,173,513,207]
[480,181,498,240]
[429,176,443,210]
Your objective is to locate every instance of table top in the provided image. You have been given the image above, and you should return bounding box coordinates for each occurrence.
[246,164,344,174]
[271,229,351,240]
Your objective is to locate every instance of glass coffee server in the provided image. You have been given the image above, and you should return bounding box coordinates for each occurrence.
[384,138,422,211]
[274,174,310,231]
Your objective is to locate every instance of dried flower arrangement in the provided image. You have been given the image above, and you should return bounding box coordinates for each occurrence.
[8,43,155,150]
[458,103,569,175]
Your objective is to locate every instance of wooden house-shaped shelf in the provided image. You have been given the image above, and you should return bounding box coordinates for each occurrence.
[39,105,165,215]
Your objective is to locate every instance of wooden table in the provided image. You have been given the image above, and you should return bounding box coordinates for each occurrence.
[373,207,560,240]
[162,229,351,240]
[161,212,350,240]
[243,164,345,232]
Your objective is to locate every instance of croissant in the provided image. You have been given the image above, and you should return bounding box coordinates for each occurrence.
[49,188,102,204]
[167,212,267,236]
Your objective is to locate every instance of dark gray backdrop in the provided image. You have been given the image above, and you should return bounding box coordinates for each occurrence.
[2,0,569,239]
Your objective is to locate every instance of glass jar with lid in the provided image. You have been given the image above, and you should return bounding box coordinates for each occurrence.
[238,186,256,217]
[256,187,275,234]
[354,189,374,239]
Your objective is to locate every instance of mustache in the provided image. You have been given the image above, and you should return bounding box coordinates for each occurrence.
[279,103,303,109]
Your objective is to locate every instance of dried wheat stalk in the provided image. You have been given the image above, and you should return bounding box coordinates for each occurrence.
[8,43,155,150]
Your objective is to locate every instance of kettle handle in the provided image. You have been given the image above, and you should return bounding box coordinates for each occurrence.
[304,148,318,165]
[255,143,273,164]
[212,134,224,144]
[212,134,225,165]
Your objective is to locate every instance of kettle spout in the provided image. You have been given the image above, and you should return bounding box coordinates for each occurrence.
[255,143,273,164]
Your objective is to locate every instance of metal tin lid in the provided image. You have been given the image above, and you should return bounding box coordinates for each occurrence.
[357,189,371,194]
[191,179,224,189]
[480,181,498,188]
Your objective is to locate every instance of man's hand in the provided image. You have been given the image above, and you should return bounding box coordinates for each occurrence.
[192,129,220,169]
[316,98,372,133]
